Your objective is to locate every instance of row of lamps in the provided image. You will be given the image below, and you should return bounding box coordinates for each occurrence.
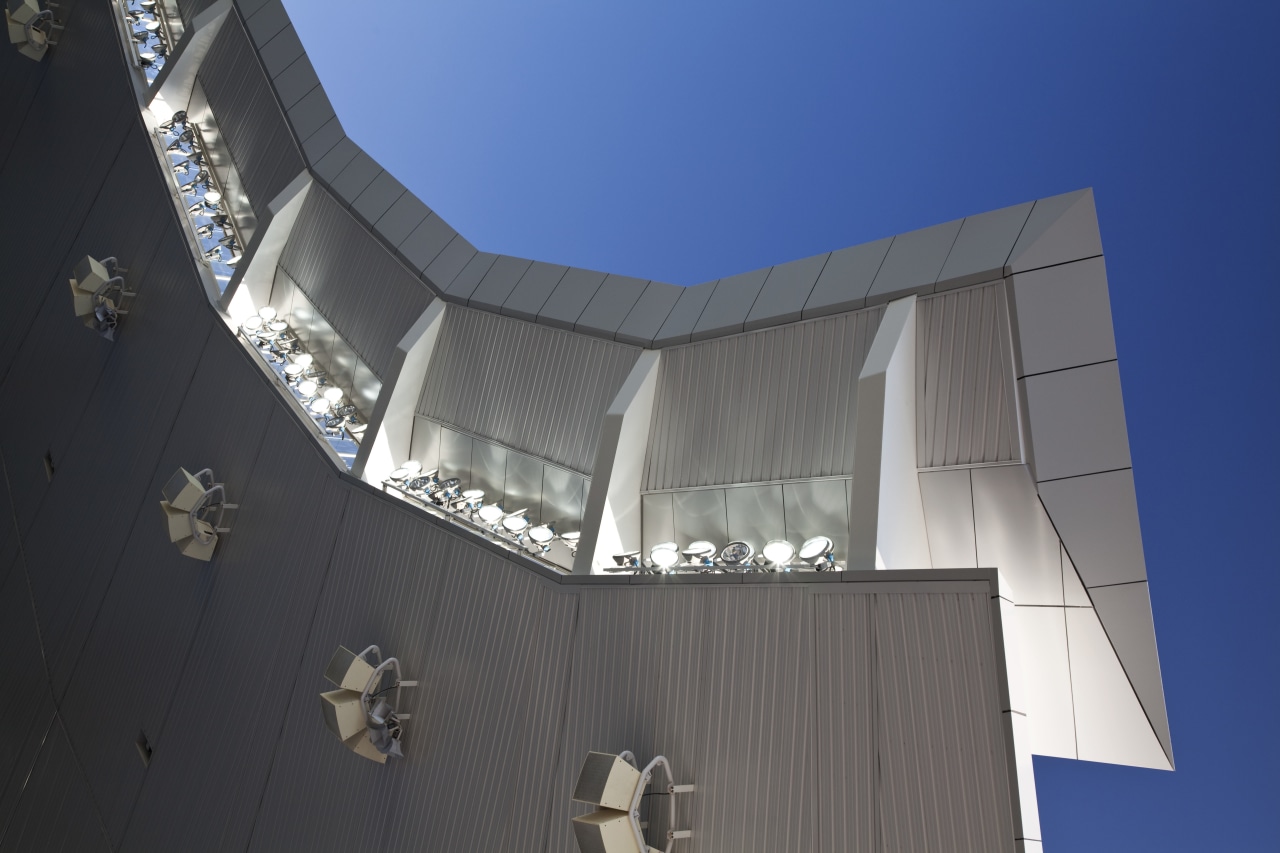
[119,0,172,81]
[386,460,581,563]
[613,534,838,573]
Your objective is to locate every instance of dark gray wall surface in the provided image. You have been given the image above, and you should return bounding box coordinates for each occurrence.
[278,186,434,380]
[644,307,884,491]
[416,306,642,475]
[196,12,306,216]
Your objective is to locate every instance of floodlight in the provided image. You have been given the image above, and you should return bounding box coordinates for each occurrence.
[323,386,343,404]
[257,306,277,321]
[612,551,641,568]
[324,644,378,692]
[309,398,330,414]
[161,467,205,512]
[762,539,796,565]
[798,535,835,570]
[720,541,754,568]
[291,353,313,368]
[573,751,642,810]
[203,189,222,204]
[501,511,529,537]
[319,645,417,764]
[571,751,694,853]
[158,468,236,559]
[649,542,680,570]
[320,689,366,740]
[477,504,504,526]
[297,379,318,397]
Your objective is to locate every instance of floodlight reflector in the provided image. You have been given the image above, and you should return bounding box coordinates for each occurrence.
[572,751,642,811]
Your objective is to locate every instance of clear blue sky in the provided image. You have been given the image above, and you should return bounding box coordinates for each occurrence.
[284,1,1279,848]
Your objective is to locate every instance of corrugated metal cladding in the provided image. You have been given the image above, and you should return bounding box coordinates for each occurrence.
[196,14,305,216]
[916,282,1021,467]
[246,494,579,853]
[122,410,350,853]
[547,585,1015,853]
[0,717,111,852]
[875,592,1016,852]
[175,0,220,25]
[416,306,642,474]
[279,188,435,380]
[644,307,884,491]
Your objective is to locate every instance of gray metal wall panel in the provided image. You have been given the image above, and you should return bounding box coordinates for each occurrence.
[0,718,110,853]
[867,218,964,305]
[246,496,577,853]
[19,224,215,690]
[0,562,50,835]
[278,187,434,379]
[55,330,278,845]
[916,283,1020,467]
[197,15,306,216]
[745,253,829,331]
[0,0,137,378]
[574,273,649,338]
[812,592,877,853]
[783,479,851,562]
[547,587,698,852]
[468,254,533,310]
[121,409,349,853]
[176,0,220,25]
[538,266,608,330]
[0,692,54,841]
[644,307,883,490]
[875,592,1016,853]
[0,123,176,537]
[616,281,683,348]
[653,281,716,347]
[497,260,567,319]
[416,307,641,474]
[691,269,770,341]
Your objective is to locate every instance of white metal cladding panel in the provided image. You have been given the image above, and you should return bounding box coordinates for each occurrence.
[121,409,350,853]
[0,717,111,853]
[278,188,434,380]
[245,492,577,853]
[416,306,642,474]
[875,592,1015,853]
[0,122,178,538]
[197,15,306,215]
[644,307,884,491]
[54,330,279,845]
[18,224,216,690]
[812,591,878,853]
[916,283,1021,468]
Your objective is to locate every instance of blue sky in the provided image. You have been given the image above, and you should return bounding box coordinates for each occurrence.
[284,1,1279,848]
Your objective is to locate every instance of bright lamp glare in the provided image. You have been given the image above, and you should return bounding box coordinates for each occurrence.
[763,540,796,564]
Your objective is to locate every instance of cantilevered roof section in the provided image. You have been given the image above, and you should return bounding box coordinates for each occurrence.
[154,0,1169,770]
